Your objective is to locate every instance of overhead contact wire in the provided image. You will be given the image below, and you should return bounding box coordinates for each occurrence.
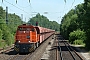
[70,0,75,9]
[3,0,31,15]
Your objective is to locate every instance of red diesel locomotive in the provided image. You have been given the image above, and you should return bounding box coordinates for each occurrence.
[14,24,55,53]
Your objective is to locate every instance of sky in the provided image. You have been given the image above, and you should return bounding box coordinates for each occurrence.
[0,0,84,24]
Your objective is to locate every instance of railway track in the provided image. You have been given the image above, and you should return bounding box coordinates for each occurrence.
[56,34,84,60]
[8,53,32,60]
[0,45,14,54]
[63,40,83,60]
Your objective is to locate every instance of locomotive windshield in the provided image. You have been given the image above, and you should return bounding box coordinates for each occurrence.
[18,27,35,31]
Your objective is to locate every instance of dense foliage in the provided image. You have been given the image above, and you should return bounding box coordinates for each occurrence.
[0,6,23,47]
[60,0,90,50]
[69,29,86,45]
[28,13,60,31]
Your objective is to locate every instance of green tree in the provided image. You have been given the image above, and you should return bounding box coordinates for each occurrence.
[0,29,2,40]
[0,6,5,19]
[0,6,23,47]
[60,0,90,50]
[28,13,60,31]
[60,9,78,39]
[69,29,86,44]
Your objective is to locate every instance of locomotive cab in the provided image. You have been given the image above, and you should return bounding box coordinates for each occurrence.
[15,25,36,43]
[14,24,39,53]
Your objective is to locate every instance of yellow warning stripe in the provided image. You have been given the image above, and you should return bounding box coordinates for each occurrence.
[29,47,34,52]
[14,47,19,52]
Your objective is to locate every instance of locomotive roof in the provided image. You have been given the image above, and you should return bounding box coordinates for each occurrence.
[17,24,55,33]
[18,24,34,28]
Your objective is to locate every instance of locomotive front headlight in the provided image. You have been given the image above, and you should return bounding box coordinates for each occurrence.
[18,41,20,43]
[28,41,30,43]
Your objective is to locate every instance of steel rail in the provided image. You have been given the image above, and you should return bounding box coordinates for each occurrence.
[66,42,84,60]
[58,41,63,60]
[63,40,76,60]
[56,38,58,60]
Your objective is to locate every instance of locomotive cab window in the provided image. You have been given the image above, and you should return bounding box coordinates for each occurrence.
[18,27,35,32]
[18,28,26,31]
[27,28,30,31]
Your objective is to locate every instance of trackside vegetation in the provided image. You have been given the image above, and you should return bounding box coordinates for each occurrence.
[69,29,86,45]
[0,6,23,48]
[60,0,90,50]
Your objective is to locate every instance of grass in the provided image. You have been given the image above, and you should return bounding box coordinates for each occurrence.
[0,41,7,48]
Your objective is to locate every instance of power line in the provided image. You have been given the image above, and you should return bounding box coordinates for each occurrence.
[28,0,37,17]
[60,0,66,20]
[3,0,31,15]
[16,4,31,8]
[70,0,75,9]
[0,1,19,14]
[62,0,76,15]
[0,2,25,24]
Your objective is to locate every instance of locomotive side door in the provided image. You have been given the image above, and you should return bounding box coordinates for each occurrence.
[30,28,37,43]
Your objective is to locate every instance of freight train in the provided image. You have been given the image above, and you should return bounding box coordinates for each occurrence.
[14,24,55,53]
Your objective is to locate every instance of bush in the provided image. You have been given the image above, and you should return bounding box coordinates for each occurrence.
[73,40,84,45]
[2,30,13,46]
[0,29,2,40]
[0,41,6,48]
[69,29,86,44]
